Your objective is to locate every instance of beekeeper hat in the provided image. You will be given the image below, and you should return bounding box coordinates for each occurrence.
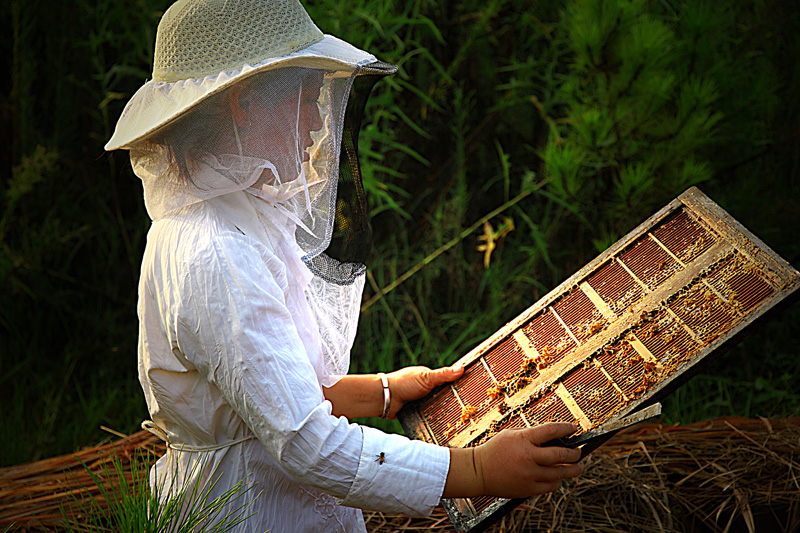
[105,0,395,151]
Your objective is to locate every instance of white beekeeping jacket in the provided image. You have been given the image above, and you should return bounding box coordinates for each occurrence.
[138,194,449,532]
[126,50,450,532]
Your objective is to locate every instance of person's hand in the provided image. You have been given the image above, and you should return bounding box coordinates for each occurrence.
[385,365,464,419]
[473,422,583,498]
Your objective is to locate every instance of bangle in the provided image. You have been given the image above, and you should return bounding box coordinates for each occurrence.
[378,372,391,419]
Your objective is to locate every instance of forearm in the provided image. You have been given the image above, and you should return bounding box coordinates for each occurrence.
[323,376,485,499]
[341,425,450,516]
[324,365,464,420]
[323,374,385,419]
[324,376,483,498]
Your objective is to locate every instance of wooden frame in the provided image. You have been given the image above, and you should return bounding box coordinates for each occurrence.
[397,187,800,533]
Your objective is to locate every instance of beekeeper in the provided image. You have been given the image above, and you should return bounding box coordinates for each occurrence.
[105,0,584,531]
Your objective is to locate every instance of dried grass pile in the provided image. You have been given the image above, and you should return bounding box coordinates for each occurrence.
[364,416,800,533]
[468,416,800,533]
[2,417,798,532]
[0,429,161,531]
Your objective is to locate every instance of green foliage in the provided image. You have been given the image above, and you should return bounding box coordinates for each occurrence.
[1,0,798,468]
[542,0,726,247]
[61,452,261,532]
[0,145,59,295]
[341,0,799,428]
[1,0,168,466]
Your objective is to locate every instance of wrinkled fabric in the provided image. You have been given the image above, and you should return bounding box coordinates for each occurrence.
[138,195,450,532]
[130,65,364,387]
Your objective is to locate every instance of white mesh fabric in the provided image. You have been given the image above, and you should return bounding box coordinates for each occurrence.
[153,0,323,82]
[130,67,342,238]
[305,273,366,382]
[130,65,364,386]
[130,152,271,221]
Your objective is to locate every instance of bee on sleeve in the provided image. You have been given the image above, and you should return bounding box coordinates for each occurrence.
[375,452,385,465]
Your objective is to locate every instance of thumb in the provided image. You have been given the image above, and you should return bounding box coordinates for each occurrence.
[428,364,464,386]
[447,364,465,379]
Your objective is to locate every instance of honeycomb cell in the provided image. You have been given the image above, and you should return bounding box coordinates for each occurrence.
[521,310,577,370]
[652,209,716,264]
[562,365,625,425]
[619,236,682,290]
[552,288,608,343]
[586,260,646,315]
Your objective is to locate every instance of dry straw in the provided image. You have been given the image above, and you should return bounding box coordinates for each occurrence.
[0,429,161,530]
[2,417,798,532]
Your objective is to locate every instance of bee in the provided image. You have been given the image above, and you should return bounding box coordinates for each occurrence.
[375,452,385,465]
[460,405,478,424]
[497,400,509,415]
[588,321,605,335]
[486,383,503,401]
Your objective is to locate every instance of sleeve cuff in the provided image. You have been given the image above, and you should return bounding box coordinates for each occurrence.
[338,425,450,516]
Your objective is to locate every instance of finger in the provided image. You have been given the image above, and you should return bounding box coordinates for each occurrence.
[532,463,585,484]
[533,444,582,465]
[561,462,585,479]
[552,462,585,481]
[525,422,579,444]
[528,480,561,496]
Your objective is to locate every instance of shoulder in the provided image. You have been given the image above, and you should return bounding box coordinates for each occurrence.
[155,203,268,260]
[143,202,286,291]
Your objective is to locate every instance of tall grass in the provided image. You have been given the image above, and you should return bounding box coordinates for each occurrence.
[1,0,798,464]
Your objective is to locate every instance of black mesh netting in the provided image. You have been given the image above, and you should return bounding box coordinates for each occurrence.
[324,61,396,268]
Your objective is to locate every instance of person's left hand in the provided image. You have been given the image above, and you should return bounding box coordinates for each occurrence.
[385,365,464,419]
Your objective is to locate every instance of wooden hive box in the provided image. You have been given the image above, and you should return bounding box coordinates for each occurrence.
[397,187,800,533]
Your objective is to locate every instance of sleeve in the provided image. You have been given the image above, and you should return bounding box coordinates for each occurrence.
[174,234,450,516]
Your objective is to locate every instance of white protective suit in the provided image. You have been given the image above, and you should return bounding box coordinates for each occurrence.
[119,36,451,533]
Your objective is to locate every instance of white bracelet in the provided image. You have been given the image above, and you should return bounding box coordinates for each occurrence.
[378,372,391,418]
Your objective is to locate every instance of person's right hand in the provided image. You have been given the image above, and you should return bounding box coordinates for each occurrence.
[473,422,584,498]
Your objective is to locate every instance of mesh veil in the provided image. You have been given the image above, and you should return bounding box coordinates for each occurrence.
[305,63,394,382]
[129,64,389,385]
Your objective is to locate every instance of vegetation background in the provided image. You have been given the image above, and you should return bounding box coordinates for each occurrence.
[2,0,798,469]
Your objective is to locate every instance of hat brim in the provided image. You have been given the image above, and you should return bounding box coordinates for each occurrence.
[105,35,394,151]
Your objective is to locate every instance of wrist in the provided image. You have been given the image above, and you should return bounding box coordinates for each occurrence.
[377,372,391,418]
[473,445,488,495]
[443,447,485,498]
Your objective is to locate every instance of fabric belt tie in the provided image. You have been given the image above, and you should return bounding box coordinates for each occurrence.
[142,420,257,452]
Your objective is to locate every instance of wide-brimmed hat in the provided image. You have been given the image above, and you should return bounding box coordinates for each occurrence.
[105,0,395,151]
